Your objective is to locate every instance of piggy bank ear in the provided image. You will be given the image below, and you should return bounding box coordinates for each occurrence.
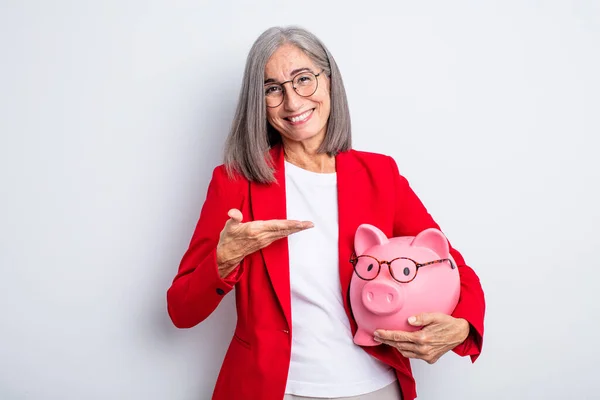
[354,224,388,255]
[410,228,450,258]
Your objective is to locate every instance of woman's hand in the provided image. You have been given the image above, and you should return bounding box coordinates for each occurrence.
[374,313,470,364]
[216,208,314,278]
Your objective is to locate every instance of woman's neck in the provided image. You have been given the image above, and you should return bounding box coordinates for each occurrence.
[282,140,336,173]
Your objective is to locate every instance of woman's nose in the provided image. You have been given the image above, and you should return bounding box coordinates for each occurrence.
[282,84,303,111]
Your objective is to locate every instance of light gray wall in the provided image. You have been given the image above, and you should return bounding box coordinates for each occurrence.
[1,1,599,399]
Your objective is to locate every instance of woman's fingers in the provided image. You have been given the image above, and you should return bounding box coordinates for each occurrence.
[227,208,243,222]
[219,216,314,264]
[242,219,314,251]
[374,337,436,363]
[221,209,244,237]
[266,219,314,236]
[373,314,471,364]
[375,329,420,343]
[398,350,420,360]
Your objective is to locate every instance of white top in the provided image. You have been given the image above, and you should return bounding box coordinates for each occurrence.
[283,160,397,397]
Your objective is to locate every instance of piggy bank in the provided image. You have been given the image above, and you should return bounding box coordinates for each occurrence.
[349,224,460,346]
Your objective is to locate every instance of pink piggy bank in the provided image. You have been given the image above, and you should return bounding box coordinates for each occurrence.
[349,224,460,346]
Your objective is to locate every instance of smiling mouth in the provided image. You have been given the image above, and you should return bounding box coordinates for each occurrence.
[285,109,314,124]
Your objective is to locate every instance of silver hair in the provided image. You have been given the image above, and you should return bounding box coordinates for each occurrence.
[223,26,352,183]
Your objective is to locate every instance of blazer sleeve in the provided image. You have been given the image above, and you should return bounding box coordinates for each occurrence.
[389,156,485,362]
[166,166,246,329]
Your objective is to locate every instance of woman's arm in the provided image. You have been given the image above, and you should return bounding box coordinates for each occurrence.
[389,156,485,361]
[166,166,245,329]
[166,166,313,329]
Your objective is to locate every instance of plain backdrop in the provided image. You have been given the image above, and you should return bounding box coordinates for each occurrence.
[1,1,599,399]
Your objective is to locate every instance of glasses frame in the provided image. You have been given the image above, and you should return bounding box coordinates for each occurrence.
[265,69,325,108]
[349,252,456,283]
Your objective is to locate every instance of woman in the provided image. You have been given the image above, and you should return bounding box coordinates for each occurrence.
[167,26,485,400]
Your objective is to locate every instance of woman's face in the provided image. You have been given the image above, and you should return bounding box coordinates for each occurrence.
[264,44,331,148]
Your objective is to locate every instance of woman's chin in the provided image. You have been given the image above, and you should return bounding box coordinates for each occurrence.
[282,130,325,145]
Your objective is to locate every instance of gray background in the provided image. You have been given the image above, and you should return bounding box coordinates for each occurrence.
[1,1,599,399]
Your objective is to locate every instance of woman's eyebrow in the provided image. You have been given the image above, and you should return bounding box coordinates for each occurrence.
[264,67,312,85]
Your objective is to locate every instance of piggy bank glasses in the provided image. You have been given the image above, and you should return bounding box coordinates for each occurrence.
[349,253,456,283]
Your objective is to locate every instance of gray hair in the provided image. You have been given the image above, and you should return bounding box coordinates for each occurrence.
[223,26,352,183]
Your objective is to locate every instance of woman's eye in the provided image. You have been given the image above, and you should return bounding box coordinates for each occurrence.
[265,86,281,95]
[296,75,312,84]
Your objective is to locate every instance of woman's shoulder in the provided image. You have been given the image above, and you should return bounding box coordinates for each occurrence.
[340,149,407,185]
[208,163,248,192]
[342,148,396,169]
[347,148,393,161]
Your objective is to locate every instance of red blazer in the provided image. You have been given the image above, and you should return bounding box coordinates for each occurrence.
[167,144,485,400]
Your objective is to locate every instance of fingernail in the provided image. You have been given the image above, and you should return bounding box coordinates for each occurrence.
[373,336,381,342]
[408,316,417,324]
[373,331,381,338]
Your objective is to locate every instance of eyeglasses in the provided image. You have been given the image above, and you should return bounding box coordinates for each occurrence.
[264,70,324,108]
[349,252,456,283]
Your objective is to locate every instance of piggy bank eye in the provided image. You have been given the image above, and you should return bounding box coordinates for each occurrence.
[390,258,418,282]
[354,258,379,280]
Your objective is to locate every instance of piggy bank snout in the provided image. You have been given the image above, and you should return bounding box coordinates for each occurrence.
[361,280,404,316]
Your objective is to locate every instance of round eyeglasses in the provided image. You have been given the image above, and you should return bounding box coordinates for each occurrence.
[349,253,456,283]
[264,70,324,108]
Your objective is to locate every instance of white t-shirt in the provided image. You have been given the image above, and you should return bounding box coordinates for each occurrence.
[283,160,397,398]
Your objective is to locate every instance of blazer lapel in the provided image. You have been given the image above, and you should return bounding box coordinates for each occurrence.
[336,150,370,330]
[248,147,372,332]
[248,145,292,328]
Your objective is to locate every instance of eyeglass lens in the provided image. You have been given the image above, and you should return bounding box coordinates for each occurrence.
[265,72,318,107]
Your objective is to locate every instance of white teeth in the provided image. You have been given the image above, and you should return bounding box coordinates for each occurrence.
[289,110,312,123]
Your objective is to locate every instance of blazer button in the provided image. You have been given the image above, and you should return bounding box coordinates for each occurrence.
[216,288,225,295]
